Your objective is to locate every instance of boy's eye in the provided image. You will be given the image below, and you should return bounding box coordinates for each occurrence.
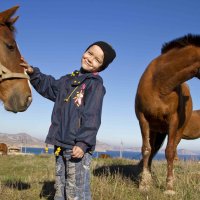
[95,59,101,63]
[95,58,103,64]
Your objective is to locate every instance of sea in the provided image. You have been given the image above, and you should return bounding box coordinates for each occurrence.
[21,147,200,161]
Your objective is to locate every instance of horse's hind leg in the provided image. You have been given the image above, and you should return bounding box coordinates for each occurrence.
[165,129,184,193]
[164,114,181,195]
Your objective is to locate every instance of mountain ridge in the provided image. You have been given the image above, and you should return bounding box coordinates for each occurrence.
[0,132,199,155]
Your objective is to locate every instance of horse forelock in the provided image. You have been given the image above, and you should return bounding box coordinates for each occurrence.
[4,22,16,32]
[0,20,16,33]
[161,34,200,54]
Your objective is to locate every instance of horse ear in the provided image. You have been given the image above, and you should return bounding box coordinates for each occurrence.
[8,16,19,25]
[0,6,19,24]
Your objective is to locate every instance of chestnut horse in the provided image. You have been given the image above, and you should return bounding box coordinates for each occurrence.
[175,109,200,160]
[135,34,200,194]
[0,143,8,155]
[182,110,200,140]
[0,6,32,113]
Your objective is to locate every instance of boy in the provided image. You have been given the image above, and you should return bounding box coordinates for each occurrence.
[21,41,116,200]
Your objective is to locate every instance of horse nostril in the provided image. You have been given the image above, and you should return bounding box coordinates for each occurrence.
[27,96,32,106]
[28,96,32,102]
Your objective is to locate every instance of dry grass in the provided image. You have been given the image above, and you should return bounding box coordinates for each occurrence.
[0,155,199,200]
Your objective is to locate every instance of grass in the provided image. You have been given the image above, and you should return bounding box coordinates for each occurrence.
[0,155,199,200]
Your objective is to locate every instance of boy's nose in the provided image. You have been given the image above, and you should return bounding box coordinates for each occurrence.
[87,57,93,63]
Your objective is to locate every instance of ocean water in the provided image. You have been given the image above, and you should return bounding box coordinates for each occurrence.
[22,147,200,161]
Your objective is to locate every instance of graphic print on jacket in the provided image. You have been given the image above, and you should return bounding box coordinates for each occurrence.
[73,83,86,107]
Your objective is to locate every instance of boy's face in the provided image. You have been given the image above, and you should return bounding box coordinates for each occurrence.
[81,45,104,72]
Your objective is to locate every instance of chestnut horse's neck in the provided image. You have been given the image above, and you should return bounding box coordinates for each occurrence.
[153,46,200,95]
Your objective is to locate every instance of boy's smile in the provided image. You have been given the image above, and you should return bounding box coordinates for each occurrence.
[81,45,104,72]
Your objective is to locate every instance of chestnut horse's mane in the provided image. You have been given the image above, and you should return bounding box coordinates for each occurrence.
[161,34,200,54]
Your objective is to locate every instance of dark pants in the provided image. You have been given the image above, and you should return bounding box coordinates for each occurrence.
[54,150,92,200]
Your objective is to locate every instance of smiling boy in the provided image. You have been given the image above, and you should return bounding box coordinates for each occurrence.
[21,41,116,200]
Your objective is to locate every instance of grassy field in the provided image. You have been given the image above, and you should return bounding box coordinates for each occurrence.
[0,155,199,200]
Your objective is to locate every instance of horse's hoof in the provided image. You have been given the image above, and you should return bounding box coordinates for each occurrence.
[164,190,176,195]
[139,169,152,192]
[139,185,149,192]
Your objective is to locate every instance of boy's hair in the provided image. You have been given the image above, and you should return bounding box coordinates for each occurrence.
[86,41,116,71]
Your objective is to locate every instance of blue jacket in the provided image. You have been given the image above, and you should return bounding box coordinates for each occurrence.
[30,68,106,152]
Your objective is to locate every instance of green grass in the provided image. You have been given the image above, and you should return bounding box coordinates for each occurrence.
[0,155,199,200]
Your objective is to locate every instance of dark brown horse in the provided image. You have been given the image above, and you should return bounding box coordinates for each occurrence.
[0,6,32,113]
[0,143,8,155]
[175,109,200,160]
[135,34,200,194]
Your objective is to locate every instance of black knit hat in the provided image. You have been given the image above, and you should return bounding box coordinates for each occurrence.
[86,41,116,71]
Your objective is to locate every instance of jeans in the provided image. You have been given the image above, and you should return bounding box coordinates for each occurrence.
[54,149,92,200]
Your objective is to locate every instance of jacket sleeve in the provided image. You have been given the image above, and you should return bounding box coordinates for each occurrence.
[75,79,106,152]
[29,67,63,102]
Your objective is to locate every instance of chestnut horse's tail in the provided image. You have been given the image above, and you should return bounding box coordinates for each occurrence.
[149,132,167,163]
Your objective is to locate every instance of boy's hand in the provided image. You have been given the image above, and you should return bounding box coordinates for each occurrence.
[20,57,34,74]
[72,146,84,158]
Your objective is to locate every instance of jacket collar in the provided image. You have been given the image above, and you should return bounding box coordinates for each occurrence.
[70,70,103,86]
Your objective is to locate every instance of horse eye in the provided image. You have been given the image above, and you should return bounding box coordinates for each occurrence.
[6,43,15,51]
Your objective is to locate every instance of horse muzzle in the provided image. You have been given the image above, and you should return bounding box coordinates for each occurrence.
[4,94,32,113]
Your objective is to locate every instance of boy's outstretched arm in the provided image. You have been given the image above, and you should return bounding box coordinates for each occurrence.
[20,57,62,102]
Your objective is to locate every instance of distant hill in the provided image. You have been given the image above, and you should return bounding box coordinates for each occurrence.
[157,148,200,155]
[0,132,46,148]
[95,140,113,152]
[177,149,200,155]
[0,132,112,151]
[0,132,199,155]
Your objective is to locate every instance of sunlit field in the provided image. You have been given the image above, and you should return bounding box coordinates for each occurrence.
[0,155,199,200]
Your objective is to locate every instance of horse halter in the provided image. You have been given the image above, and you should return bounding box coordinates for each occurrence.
[0,62,30,82]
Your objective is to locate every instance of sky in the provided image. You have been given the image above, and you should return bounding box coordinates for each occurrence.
[0,0,200,151]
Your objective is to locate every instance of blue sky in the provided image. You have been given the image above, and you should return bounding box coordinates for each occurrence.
[1,0,200,151]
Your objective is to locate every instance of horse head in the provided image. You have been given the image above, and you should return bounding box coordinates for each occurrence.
[0,6,32,113]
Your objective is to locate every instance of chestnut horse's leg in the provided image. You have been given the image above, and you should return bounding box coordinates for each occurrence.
[173,126,186,161]
[165,113,178,194]
[138,112,152,191]
[174,132,184,161]
[137,131,167,188]
[138,132,167,171]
